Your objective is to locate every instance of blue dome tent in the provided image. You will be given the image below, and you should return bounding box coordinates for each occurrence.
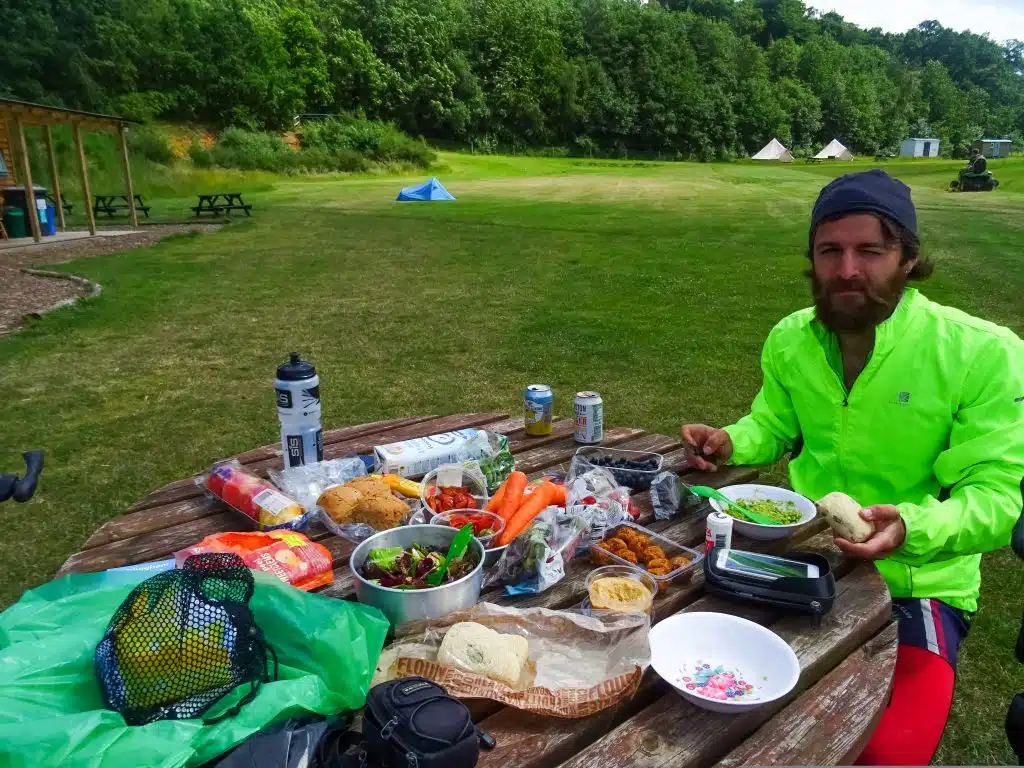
[396,177,456,201]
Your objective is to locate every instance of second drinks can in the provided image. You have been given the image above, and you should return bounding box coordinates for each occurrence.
[573,391,604,444]
[523,384,554,436]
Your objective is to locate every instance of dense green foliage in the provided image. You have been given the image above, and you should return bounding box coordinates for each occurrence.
[187,118,434,172]
[3,1,1022,158]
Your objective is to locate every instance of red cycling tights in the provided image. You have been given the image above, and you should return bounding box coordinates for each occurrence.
[856,644,955,766]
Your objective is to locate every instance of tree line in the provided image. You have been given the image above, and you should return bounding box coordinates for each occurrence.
[4,0,1023,159]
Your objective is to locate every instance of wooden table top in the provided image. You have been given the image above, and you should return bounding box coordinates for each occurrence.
[60,412,896,767]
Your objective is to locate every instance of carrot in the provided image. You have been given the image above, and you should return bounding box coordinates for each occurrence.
[483,478,508,513]
[547,483,567,506]
[497,482,554,546]
[496,471,528,523]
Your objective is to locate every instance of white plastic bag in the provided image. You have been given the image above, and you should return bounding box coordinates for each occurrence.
[269,457,368,512]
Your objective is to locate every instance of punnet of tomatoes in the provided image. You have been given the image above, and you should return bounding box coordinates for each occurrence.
[426,485,479,513]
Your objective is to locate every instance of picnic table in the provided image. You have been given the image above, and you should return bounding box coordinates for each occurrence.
[93,194,151,218]
[192,192,252,217]
[60,412,896,767]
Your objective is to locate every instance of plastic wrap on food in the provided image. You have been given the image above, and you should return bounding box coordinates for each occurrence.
[198,460,312,531]
[314,474,419,543]
[269,457,368,512]
[372,602,650,718]
[649,472,706,520]
[564,466,632,550]
[485,508,587,595]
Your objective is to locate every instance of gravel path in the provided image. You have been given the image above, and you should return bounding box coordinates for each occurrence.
[0,224,221,336]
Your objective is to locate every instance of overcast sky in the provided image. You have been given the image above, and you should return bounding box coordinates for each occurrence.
[810,0,1024,43]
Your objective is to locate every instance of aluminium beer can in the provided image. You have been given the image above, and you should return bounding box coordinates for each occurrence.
[573,391,604,444]
[524,384,554,436]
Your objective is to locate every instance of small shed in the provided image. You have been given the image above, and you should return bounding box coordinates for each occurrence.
[971,139,1013,159]
[0,99,140,242]
[899,138,940,158]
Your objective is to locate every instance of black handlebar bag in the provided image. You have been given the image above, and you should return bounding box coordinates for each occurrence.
[363,677,480,768]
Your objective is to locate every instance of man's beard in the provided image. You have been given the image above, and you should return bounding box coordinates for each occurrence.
[811,270,907,334]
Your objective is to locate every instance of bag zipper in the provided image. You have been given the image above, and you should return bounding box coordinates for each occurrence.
[381,716,400,739]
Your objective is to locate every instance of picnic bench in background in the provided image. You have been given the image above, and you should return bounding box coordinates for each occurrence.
[46,192,72,215]
[192,192,252,217]
[61,412,896,767]
[94,193,150,218]
[805,157,824,164]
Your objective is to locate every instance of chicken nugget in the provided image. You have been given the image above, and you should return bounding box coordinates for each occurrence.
[633,534,651,547]
[646,558,670,571]
[643,545,667,563]
[647,565,671,577]
[604,537,629,552]
[669,555,690,569]
[617,549,639,565]
[616,529,637,545]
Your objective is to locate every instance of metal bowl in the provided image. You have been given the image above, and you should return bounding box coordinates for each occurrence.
[350,524,485,629]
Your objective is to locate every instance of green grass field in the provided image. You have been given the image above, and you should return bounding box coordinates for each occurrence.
[2,152,1022,763]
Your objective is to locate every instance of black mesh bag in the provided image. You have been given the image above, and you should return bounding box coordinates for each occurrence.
[95,553,277,726]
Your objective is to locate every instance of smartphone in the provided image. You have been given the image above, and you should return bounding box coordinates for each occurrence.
[715,549,820,580]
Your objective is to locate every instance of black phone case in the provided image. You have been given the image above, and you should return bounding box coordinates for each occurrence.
[703,547,836,619]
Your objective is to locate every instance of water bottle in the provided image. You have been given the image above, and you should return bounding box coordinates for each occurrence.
[275,352,322,467]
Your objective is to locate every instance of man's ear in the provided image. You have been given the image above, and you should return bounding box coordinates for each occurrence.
[903,258,918,276]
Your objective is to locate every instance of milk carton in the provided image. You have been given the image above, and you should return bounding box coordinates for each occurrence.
[373,428,488,477]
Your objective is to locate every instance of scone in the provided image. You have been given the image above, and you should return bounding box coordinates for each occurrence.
[817,492,873,543]
[437,622,529,687]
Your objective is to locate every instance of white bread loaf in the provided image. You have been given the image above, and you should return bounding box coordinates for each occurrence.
[816,492,873,543]
[437,622,529,687]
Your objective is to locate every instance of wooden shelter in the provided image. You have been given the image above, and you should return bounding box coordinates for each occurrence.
[0,99,140,242]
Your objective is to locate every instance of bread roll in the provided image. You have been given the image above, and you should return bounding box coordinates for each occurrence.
[318,485,362,524]
[817,492,873,543]
[437,622,529,687]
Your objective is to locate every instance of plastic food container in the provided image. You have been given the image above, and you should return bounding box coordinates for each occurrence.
[420,464,489,520]
[590,521,703,592]
[572,447,665,490]
[430,509,506,567]
[585,565,657,615]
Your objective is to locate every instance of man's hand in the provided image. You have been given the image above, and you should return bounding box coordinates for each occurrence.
[834,505,907,560]
[680,424,733,472]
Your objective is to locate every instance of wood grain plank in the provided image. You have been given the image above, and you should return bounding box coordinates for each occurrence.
[59,512,240,575]
[234,415,439,464]
[553,564,892,768]
[512,427,645,476]
[84,495,224,549]
[716,622,899,768]
[127,412,508,514]
[133,415,438,505]
[507,420,578,453]
[472,532,855,768]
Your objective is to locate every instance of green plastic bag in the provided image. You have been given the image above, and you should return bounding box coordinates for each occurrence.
[0,569,389,768]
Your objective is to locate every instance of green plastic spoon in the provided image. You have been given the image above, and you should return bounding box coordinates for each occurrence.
[426,523,474,586]
[687,485,781,526]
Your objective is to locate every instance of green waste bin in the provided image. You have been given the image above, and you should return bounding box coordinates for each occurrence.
[3,206,26,238]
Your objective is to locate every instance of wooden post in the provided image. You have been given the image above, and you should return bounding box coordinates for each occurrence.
[42,124,65,231]
[116,123,138,229]
[13,117,41,242]
[73,122,96,236]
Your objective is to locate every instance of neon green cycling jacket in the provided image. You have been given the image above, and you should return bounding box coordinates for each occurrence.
[724,287,1024,612]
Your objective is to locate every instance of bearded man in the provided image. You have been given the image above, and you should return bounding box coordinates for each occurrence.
[681,170,1024,765]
